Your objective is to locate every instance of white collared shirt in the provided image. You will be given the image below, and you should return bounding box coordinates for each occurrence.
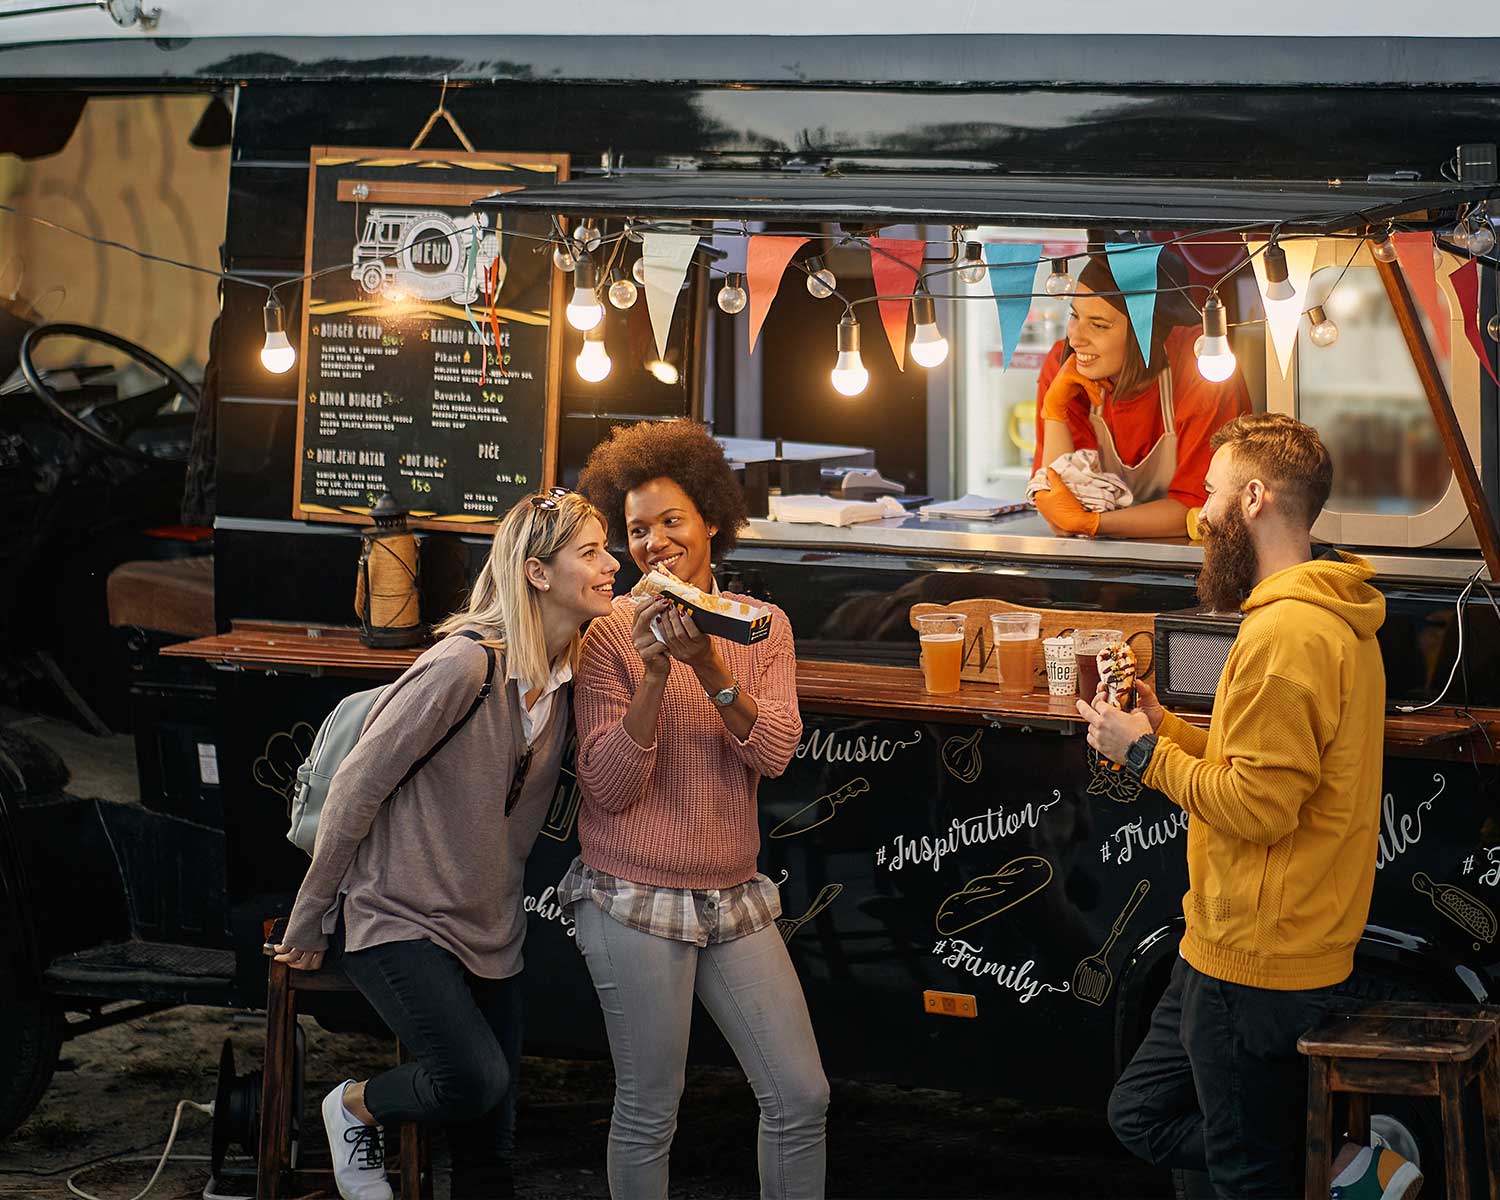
[512,656,573,746]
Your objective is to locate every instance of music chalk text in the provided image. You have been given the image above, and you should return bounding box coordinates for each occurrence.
[795,728,922,766]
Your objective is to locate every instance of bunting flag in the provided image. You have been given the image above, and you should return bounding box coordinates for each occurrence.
[1244,235,1317,378]
[640,232,700,360]
[1105,242,1164,366]
[868,237,926,370]
[983,242,1042,369]
[1451,259,1499,387]
[746,234,808,353]
[1394,232,1450,358]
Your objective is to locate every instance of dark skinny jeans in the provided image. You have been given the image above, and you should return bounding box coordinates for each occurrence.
[333,912,521,1197]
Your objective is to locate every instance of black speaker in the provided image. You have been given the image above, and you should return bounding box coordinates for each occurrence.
[1154,609,1244,710]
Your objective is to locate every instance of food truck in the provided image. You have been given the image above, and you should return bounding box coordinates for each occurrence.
[0,4,1498,1191]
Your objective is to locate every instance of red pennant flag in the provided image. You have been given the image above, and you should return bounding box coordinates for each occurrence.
[746,235,808,353]
[1451,259,1499,387]
[1393,232,1449,358]
[869,237,926,371]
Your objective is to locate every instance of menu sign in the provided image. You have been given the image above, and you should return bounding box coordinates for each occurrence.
[293,147,569,530]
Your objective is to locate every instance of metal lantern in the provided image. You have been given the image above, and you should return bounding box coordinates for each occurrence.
[355,493,425,647]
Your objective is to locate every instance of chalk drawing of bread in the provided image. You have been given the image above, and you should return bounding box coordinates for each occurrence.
[935,856,1054,935]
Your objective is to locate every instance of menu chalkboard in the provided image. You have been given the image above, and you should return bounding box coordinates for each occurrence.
[293,147,569,530]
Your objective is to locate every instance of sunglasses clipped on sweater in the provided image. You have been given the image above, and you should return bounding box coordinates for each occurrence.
[506,746,533,817]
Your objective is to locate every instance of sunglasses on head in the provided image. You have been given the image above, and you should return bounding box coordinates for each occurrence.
[529,487,573,512]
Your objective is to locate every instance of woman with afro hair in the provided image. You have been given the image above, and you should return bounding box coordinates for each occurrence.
[559,419,829,1199]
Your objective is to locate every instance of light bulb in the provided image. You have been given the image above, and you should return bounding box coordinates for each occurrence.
[1371,234,1398,263]
[830,315,868,396]
[957,241,987,285]
[575,221,602,253]
[1468,222,1496,257]
[260,297,296,374]
[575,325,611,382]
[1194,296,1236,383]
[607,268,638,310]
[909,294,949,368]
[805,255,837,299]
[1488,314,1500,342]
[552,242,578,272]
[631,256,648,286]
[1043,258,1075,296]
[1262,242,1295,301]
[646,358,679,386]
[717,272,748,314]
[565,260,604,332]
[1307,304,1340,348]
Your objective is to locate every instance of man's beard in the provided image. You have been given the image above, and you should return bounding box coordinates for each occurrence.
[1196,506,1259,612]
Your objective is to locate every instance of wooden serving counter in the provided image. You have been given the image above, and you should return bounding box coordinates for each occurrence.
[163,621,1497,760]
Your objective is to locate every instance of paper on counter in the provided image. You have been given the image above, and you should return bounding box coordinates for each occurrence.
[767,494,906,527]
[919,493,1029,519]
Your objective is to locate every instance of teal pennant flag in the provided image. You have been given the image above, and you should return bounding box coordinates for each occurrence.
[1105,241,1163,365]
[983,242,1042,369]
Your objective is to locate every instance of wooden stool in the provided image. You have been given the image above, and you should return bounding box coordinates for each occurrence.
[1299,1000,1500,1200]
[259,953,433,1200]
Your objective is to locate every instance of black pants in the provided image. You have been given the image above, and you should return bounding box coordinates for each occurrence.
[1108,956,1334,1200]
[333,914,521,1198]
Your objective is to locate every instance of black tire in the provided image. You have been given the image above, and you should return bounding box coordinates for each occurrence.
[0,985,63,1141]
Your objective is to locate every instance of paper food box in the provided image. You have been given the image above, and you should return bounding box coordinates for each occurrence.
[631,569,772,646]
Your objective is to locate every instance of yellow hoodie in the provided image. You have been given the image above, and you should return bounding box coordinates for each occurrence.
[1144,552,1386,990]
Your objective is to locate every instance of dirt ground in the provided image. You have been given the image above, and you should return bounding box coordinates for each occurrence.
[0,1005,1168,1200]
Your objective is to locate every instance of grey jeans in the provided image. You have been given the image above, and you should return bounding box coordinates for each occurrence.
[573,899,830,1200]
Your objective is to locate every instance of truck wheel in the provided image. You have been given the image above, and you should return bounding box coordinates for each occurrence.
[0,988,63,1141]
[360,264,385,293]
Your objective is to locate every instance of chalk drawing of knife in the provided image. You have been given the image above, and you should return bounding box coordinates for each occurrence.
[777,883,845,942]
[770,778,870,840]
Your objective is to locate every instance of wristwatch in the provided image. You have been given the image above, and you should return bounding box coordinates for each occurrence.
[1124,732,1159,780]
[707,682,740,707]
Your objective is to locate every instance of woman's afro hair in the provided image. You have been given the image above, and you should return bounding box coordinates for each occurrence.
[577,419,749,559]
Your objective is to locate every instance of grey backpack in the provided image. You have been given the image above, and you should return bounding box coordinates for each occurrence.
[287,630,495,855]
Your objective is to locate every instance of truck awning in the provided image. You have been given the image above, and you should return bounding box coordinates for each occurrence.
[473,171,1496,233]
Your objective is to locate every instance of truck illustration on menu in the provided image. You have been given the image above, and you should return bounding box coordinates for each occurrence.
[351,207,501,304]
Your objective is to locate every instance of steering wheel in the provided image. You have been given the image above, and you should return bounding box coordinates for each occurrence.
[18,323,200,465]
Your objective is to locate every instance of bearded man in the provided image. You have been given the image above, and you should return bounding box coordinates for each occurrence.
[1079,413,1410,1199]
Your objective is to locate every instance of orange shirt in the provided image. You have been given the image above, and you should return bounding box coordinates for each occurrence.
[1032,326,1251,509]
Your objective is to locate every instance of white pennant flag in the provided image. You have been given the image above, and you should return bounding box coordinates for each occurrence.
[1245,235,1317,379]
[641,232,700,360]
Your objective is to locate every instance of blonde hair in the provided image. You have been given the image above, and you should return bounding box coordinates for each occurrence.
[434,490,607,685]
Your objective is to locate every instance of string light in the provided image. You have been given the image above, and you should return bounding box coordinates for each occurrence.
[607,267,638,310]
[1262,242,1295,301]
[805,255,837,299]
[830,313,869,396]
[646,358,679,386]
[575,324,611,382]
[1194,295,1237,382]
[1043,258,1075,296]
[1488,315,1500,343]
[1307,304,1340,348]
[1371,234,1398,263]
[717,272,748,314]
[1468,214,1496,258]
[565,259,604,331]
[908,292,949,368]
[631,256,648,286]
[552,241,578,272]
[260,297,296,374]
[957,241,987,285]
[574,221,603,253]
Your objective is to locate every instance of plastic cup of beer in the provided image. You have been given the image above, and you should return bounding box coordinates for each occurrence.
[916,613,966,694]
[1043,636,1078,697]
[1073,628,1124,702]
[990,612,1041,697]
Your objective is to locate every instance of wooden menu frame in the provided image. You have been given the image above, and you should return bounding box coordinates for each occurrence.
[292,147,569,533]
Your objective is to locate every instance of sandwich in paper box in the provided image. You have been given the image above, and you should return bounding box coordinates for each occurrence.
[631,568,772,646]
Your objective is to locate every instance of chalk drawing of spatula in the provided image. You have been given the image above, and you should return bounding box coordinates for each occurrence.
[777,883,845,942]
[1071,878,1151,1006]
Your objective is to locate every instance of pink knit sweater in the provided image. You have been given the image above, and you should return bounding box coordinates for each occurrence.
[574,594,803,888]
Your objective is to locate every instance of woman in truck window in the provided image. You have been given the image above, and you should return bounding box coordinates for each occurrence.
[1031,249,1252,539]
[273,490,618,1200]
[563,418,829,1200]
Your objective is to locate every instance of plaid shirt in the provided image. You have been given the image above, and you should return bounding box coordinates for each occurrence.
[556,855,781,947]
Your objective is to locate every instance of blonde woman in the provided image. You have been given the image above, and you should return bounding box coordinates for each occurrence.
[274,490,618,1200]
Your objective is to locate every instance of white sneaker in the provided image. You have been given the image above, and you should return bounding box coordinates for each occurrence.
[321,1080,393,1200]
